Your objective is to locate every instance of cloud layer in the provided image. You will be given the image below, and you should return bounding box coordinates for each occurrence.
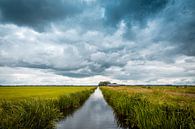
[0,0,84,31]
[0,0,194,85]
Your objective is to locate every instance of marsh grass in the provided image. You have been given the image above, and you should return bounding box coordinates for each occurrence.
[54,90,94,116]
[0,87,95,129]
[101,87,195,129]
[0,86,94,100]
[0,99,60,129]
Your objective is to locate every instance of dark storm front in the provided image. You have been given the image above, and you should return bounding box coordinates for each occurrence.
[56,87,122,129]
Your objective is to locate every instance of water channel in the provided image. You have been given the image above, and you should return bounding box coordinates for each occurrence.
[56,87,123,129]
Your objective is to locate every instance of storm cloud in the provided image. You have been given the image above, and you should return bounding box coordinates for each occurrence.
[102,0,169,27]
[0,0,194,85]
[102,0,195,56]
[156,0,195,56]
[0,0,84,30]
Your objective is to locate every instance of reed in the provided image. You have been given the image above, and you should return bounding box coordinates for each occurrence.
[101,87,195,129]
[0,88,95,129]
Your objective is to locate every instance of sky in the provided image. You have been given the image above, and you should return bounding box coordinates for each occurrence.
[0,0,194,85]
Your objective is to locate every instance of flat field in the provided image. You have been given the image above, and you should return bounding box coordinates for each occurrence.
[0,86,94,100]
[104,86,195,109]
[101,86,195,129]
[0,86,95,129]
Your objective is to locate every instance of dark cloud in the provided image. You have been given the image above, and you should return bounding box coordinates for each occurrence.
[101,0,169,27]
[101,0,195,56]
[0,0,195,84]
[0,0,84,30]
[155,0,195,56]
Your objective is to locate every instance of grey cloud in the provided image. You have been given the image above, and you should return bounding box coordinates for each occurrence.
[155,0,195,56]
[0,22,192,83]
[0,0,84,31]
[104,57,195,84]
[101,0,169,27]
[0,0,195,84]
[0,24,132,78]
[101,0,195,57]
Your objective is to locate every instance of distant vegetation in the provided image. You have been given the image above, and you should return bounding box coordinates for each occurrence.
[0,86,95,129]
[101,86,195,129]
[98,81,111,86]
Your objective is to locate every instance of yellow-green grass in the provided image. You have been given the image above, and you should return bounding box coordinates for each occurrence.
[0,86,94,100]
[0,86,95,129]
[101,86,195,129]
[104,86,195,109]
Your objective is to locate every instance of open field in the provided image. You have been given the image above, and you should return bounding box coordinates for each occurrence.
[0,86,95,129]
[104,86,195,108]
[0,86,94,100]
[101,86,195,129]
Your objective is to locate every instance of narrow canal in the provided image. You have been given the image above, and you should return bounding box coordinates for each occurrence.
[56,87,122,129]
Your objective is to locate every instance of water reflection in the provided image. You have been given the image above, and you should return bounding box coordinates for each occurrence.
[56,87,122,129]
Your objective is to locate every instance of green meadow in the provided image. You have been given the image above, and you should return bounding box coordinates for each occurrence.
[1,86,195,129]
[0,86,95,129]
[0,86,94,100]
[101,86,195,129]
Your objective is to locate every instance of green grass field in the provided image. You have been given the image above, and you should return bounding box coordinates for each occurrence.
[0,86,94,100]
[101,86,195,129]
[0,86,95,129]
[104,86,195,108]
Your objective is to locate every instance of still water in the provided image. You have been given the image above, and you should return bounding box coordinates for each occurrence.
[56,87,122,129]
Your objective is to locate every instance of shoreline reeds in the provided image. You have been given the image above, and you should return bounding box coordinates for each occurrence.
[0,88,95,129]
[101,87,195,129]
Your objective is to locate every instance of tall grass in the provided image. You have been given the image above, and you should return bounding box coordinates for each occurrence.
[101,87,195,129]
[0,86,94,100]
[0,88,95,129]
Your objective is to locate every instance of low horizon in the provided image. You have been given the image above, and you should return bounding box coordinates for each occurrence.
[1,84,195,86]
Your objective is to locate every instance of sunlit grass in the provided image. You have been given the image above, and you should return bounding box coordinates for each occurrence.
[0,86,96,129]
[0,86,94,100]
[101,86,195,129]
[105,86,195,109]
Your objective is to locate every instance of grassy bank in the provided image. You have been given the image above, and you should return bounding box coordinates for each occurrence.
[0,86,95,129]
[101,86,195,129]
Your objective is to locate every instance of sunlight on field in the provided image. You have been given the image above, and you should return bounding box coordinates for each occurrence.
[0,86,95,100]
[105,86,195,109]
[0,87,95,129]
[101,86,195,128]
